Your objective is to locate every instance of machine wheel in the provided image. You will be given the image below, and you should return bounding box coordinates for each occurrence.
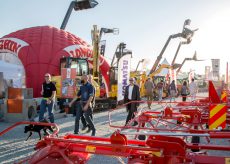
[138,135,146,141]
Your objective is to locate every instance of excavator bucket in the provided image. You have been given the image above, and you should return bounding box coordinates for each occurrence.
[209,81,221,103]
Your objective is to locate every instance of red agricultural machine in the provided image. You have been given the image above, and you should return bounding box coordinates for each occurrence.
[0,121,230,164]
[0,81,230,163]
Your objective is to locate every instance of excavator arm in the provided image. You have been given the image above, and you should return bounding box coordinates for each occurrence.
[149,64,172,78]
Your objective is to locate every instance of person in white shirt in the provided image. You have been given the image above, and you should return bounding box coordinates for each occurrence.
[189,78,198,101]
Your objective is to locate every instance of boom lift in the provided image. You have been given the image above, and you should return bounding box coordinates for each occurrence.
[149,19,198,74]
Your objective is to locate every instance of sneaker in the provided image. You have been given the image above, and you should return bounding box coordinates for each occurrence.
[91,129,96,136]
[74,132,79,135]
[81,126,88,131]
[59,110,65,113]
[86,127,91,133]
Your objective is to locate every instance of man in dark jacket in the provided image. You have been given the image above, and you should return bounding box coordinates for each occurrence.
[124,77,140,126]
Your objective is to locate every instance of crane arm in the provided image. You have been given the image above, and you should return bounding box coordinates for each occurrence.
[176,58,193,75]
[149,33,181,75]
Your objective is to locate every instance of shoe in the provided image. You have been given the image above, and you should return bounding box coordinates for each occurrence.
[86,127,91,133]
[81,126,88,131]
[74,132,79,135]
[91,129,96,136]
[59,110,65,113]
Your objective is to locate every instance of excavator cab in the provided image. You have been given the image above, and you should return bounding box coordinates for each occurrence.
[60,57,89,75]
[52,57,90,113]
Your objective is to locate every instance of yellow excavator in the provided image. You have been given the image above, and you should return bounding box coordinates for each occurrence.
[130,63,171,98]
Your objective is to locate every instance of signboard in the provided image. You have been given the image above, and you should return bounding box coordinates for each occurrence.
[117,54,131,101]
[0,37,29,55]
[61,68,77,98]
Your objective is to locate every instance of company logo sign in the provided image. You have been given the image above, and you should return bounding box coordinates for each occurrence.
[63,44,105,65]
[0,38,29,55]
[117,54,131,101]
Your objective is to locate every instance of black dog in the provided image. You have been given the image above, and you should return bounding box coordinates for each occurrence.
[24,120,54,141]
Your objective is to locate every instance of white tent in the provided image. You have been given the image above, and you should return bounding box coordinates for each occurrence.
[0,60,24,88]
[154,58,170,76]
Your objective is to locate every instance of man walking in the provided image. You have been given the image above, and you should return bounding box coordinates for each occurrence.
[144,77,155,109]
[39,73,56,123]
[124,77,140,126]
[189,78,198,101]
[81,74,95,132]
[69,74,96,136]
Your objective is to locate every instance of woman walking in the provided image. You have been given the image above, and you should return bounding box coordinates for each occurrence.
[169,80,177,102]
[181,81,189,102]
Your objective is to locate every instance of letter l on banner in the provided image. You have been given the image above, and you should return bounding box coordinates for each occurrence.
[117,54,131,101]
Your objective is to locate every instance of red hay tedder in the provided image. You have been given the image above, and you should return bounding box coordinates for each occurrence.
[0,81,229,163]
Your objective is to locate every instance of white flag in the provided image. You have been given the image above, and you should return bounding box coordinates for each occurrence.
[188,70,195,84]
[117,54,131,101]
[169,69,177,85]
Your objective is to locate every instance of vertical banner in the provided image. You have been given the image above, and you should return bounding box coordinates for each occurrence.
[117,54,131,101]
[188,70,195,84]
[61,68,77,98]
[211,59,220,81]
[205,66,211,80]
[169,69,177,85]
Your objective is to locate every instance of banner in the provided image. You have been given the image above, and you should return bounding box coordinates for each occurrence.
[188,70,195,84]
[169,69,177,85]
[61,68,77,98]
[117,54,131,101]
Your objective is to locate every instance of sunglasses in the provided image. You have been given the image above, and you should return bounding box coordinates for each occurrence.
[45,76,50,77]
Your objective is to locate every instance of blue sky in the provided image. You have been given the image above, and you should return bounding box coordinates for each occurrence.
[1,0,230,75]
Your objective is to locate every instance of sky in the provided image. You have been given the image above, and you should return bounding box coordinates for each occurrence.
[1,0,230,75]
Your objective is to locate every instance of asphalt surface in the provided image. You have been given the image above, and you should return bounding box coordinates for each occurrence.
[0,92,229,163]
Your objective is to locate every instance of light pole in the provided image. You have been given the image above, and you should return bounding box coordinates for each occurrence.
[60,0,98,30]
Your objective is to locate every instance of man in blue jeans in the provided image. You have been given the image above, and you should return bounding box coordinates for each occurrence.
[39,73,56,123]
[69,74,96,136]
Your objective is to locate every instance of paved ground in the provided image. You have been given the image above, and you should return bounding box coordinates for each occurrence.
[0,93,229,163]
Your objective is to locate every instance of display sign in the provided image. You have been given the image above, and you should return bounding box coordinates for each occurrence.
[117,54,131,101]
[61,68,77,98]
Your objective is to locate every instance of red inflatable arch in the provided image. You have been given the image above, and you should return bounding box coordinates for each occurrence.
[0,26,111,97]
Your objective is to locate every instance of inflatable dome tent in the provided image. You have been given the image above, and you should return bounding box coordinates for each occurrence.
[0,26,110,97]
